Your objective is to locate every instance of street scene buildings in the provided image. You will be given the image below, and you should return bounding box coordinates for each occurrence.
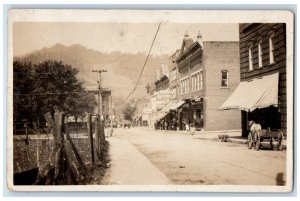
[137,31,241,131]
[10,12,290,191]
[225,23,286,138]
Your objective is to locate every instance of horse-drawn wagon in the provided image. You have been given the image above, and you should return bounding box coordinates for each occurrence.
[247,129,284,151]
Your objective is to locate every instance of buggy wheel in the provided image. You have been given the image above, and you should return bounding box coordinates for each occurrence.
[254,131,260,151]
[247,133,253,149]
[255,140,260,151]
[277,131,284,151]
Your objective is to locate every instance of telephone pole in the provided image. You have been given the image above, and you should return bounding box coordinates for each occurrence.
[92,69,107,118]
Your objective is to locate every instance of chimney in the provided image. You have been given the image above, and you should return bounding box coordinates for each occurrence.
[197,31,203,48]
[184,30,189,40]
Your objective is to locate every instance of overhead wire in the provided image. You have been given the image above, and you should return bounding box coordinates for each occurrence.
[116,22,161,107]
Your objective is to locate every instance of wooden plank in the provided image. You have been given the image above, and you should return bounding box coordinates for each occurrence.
[94,116,100,159]
[65,126,88,176]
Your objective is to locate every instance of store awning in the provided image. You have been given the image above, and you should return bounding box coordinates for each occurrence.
[192,95,203,102]
[169,100,185,110]
[160,101,176,113]
[219,72,279,112]
[154,111,168,122]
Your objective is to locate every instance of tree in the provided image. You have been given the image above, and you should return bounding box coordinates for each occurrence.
[65,91,97,121]
[122,103,136,122]
[13,60,35,132]
[13,60,97,131]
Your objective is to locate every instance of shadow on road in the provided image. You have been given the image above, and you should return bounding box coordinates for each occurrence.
[276,172,285,186]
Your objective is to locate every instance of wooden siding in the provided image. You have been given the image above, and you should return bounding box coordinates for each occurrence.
[239,23,287,129]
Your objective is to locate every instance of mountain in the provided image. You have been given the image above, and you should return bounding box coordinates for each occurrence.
[14,43,170,104]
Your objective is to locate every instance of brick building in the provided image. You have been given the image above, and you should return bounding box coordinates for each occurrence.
[169,49,181,101]
[176,31,241,131]
[220,23,286,137]
[144,64,173,128]
[133,97,150,126]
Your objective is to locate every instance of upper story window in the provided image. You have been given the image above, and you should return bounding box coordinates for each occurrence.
[199,71,203,90]
[191,75,195,92]
[269,34,275,64]
[248,45,253,71]
[258,40,263,67]
[191,70,203,92]
[221,70,228,87]
[171,87,177,99]
[180,77,189,95]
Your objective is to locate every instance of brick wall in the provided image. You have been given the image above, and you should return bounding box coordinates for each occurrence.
[203,41,241,131]
[239,23,286,130]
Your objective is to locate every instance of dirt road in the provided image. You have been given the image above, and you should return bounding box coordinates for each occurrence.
[111,127,286,185]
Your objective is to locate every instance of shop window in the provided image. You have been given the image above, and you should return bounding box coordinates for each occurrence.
[221,70,228,87]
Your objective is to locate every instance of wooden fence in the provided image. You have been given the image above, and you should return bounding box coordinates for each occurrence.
[14,109,106,185]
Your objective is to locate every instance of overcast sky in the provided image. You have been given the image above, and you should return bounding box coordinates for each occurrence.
[13,22,239,56]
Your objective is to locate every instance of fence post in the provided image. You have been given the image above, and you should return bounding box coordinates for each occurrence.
[94,116,100,159]
[86,113,95,165]
[53,111,64,182]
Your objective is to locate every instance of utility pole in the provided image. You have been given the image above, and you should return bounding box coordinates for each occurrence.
[92,69,107,118]
[110,94,113,137]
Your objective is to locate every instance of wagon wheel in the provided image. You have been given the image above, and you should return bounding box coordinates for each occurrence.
[254,131,260,151]
[277,131,284,151]
[247,132,253,149]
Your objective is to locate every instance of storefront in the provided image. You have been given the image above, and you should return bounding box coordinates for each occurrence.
[191,97,204,130]
[220,72,280,137]
[154,100,185,131]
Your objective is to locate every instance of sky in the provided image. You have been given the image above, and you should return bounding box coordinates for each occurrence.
[13,22,239,56]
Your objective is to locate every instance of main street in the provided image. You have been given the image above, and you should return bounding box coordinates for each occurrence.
[102,127,286,185]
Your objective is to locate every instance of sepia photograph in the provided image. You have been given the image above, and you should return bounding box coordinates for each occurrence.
[6,9,294,192]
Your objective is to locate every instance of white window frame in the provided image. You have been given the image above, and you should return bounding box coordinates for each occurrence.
[269,34,275,64]
[191,69,203,92]
[180,76,189,95]
[199,71,203,90]
[258,40,263,67]
[248,45,253,71]
[221,70,228,88]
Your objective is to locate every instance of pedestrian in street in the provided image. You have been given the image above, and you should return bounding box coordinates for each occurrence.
[164,121,168,130]
[185,123,190,132]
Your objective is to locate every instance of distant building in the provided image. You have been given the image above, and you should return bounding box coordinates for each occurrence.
[86,87,111,121]
[176,31,241,131]
[220,23,286,137]
[134,97,150,126]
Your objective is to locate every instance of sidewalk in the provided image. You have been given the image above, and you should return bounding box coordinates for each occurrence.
[102,137,172,185]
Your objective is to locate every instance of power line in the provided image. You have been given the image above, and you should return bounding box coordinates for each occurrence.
[13,91,93,96]
[116,22,161,107]
[14,72,54,75]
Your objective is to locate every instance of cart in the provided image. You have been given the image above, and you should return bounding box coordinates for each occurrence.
[247,129,284,151]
